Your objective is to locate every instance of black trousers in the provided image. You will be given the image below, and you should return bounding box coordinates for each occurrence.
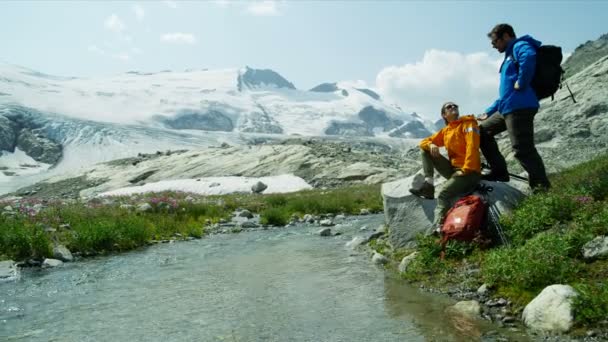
[479,108,551,189]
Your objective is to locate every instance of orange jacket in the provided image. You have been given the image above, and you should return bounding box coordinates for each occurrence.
[419,115,481,174]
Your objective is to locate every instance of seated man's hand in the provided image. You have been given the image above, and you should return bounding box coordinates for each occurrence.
[514,81,520,90]
[477,113,489,121]
[453,170,464,177]
[429,144,440,158]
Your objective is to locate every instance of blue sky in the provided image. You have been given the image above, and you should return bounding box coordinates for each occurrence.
[1,0,607,119]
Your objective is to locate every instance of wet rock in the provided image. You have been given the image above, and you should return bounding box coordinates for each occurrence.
[582,235,608,260]
[372,252,388,265]
[346,236,368,249]
[209,182,220,188]
[449,300,481,318]
[42,258,63,268]
[240,221,259,229]
[236,209,254,219]
[317,228,332,237]
[522,284,577,333]
[53,245,73,262]
[398,252,418,273]
[359,208,370,215]
[303,214,314,223]
[0,260,19,282]
[251,181,268,193]
[319,219,334,227]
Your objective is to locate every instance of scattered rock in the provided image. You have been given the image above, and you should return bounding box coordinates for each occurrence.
[522,284,577,333]
[303,214,314,223]
[209,182,220,187]
[317,228,332,237]
[237,209,254,219]
[240,221,259,229]
[486,298,508,307]
[120,204,134,210]
[53,245,73,262]
[184,196,195,202]
[477,283,490,296]
[372,252,388,265]
[449,300,481,318]
[582,235,608,260]
[251,181,268,193]
[346,236,368,249]
[359,208,370,215]
[3,205,13,212]
[0,260,19,282]
[319,219,334,227]
[398,252,418,273]
[42,259,63,268]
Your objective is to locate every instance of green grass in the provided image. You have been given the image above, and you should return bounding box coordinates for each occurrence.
[398,153,608,327]
[0,184,382,261]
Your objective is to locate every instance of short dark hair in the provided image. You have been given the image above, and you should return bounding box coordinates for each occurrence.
[488,23,516,39]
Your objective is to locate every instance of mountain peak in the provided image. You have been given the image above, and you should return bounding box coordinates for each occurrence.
[237,67,296,91]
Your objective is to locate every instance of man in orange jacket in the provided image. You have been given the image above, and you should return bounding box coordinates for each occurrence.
[409,102,482,232]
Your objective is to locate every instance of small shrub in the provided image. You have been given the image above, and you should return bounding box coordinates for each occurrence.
[573,282,608,325]
[444,240,475,259]
[482,232,579,290]
[501,193,577,245]
[260,207,289,226]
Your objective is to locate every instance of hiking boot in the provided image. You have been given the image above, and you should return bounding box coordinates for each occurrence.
[481,171,510,182]
[409,181,435,199]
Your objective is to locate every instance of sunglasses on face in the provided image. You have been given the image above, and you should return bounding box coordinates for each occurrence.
[445,104,458,110]
[491,36,501,45]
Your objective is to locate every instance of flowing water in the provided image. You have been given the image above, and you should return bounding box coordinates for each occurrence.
[1,215,529,341]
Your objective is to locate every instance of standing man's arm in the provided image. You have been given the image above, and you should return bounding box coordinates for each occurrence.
[514,42,537,90]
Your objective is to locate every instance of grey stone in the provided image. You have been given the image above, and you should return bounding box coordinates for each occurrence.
[345,236,368,249]
[522,284,577,333]
[582,236,608,260]
[448,300,481,318]
[372,252,388,265]
[303,214,314,223]
[398,252,418,273]
[237,209,254,219]
[42,259,63,268]
[477,283,490,295]
[0,260,19,282]
[319,219,334,227]
[53,245,73,262]
[3,205,13,212]
[383,173,528,248]
[317,228,331,236]
[251,181,268,193]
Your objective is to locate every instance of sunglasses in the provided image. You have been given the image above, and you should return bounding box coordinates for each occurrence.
[445,104,458,110]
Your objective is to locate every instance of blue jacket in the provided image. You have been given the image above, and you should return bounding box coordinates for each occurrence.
[485,35,542,116]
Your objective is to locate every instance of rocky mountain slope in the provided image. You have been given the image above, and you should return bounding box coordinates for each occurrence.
[563,33,608,79]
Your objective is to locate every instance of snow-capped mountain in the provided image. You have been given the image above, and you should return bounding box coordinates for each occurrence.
[0,63,433,194]
[0,63,431,136]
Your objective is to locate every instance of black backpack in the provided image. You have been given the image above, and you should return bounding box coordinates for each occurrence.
[515,45,576,102]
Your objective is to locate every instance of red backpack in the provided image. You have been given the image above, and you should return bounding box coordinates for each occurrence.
[440,194,487,254]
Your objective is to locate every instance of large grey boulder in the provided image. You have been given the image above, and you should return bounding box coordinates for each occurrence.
[251,181,268,193]
[398,252,418,273]
[522,284,578,333]
[382,173,529,248]
[53,245,73,262]
[0,260,19,282]
[582,236,608,260]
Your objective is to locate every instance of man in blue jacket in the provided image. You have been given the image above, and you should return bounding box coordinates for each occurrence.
[478,23,551,192]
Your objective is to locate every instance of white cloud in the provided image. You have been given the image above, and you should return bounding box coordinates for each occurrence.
[133,4,145,22]
[111,53,130,61]
[375,50,501,121]
[104,14,126,33]
[247,1,282,16]
[88,45,105,54]
[163,0,178,9]
[160,32,197,44]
